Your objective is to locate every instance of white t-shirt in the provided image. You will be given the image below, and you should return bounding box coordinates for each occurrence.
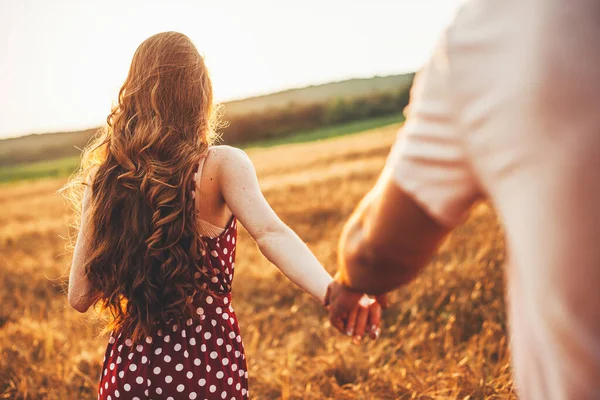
[386,0,600,398]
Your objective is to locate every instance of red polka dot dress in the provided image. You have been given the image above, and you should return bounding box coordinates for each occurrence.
[97,216,249,398]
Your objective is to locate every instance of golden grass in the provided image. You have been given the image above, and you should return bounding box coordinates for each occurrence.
[0,124,514,399]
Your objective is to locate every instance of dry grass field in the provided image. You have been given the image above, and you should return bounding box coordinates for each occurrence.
[0,124,513,399]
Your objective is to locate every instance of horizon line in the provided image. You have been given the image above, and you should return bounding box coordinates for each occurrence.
[0,71,415,141]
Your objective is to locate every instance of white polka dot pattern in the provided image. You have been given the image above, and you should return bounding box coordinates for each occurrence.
[97,217,247,399]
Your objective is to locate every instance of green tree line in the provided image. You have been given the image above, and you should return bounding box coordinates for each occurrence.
[221,84,412,144]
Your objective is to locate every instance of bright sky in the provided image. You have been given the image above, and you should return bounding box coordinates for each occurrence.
[0,0,461,139]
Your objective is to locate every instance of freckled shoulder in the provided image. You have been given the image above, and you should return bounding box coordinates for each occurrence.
[207,146,254,180]
[208,145,249,165]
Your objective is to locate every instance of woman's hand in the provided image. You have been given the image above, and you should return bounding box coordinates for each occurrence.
[324,274,390,344]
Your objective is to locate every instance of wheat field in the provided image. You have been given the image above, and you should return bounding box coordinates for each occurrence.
[0,124,514,399]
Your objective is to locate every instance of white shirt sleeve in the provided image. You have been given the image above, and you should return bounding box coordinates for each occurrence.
[385,35,481,227]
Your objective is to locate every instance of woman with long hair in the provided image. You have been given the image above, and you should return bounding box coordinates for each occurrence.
[64,32,382,399]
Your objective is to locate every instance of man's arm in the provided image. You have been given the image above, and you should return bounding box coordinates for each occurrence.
[337,168,450,295]
[327,26,480,329]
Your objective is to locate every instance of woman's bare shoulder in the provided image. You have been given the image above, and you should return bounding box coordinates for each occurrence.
[207,145,253,173]
[208,145,248,160]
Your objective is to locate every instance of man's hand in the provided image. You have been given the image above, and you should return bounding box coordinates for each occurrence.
[324,273,390,343]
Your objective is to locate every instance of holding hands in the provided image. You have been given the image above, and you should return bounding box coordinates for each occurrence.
[324,273,389,344]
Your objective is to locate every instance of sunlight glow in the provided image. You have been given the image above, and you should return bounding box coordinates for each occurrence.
[0,0,460,138]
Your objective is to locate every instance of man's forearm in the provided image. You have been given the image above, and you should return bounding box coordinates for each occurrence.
[337,174,449,294]
[337,213,422,294]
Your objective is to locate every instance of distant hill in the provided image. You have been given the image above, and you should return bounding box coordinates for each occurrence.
[0,74,414,167]
[0,128,98,168]
[223,74,414,116]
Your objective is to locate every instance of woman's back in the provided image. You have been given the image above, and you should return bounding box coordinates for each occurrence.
[98,146,248,400]
[193,146,234,234]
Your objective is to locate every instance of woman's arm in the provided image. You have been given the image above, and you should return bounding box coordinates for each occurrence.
[68,185,99,313]
[216,146,333,304]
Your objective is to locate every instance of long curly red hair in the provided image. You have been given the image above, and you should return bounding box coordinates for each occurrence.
[62,32,221,341]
